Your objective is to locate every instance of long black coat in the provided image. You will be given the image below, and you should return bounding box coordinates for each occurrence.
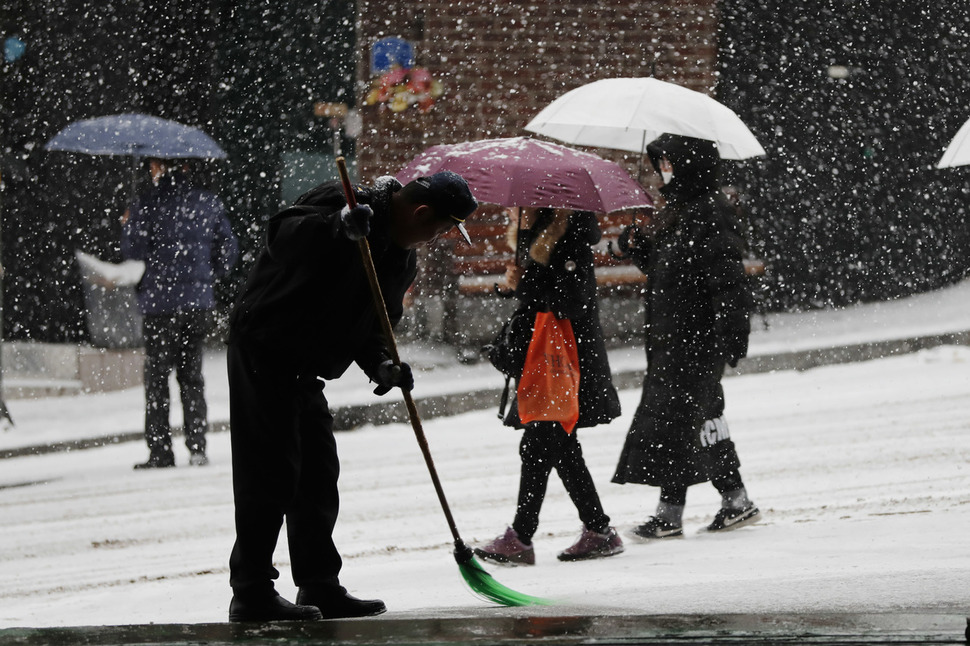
[229,176,416,382]
[613,135,752,487]
[502,212,621,430]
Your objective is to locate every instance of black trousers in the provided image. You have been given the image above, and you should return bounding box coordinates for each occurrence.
[227,340,342,598]
[659,468,745,506]
[142,310,210,457]
[512,422,610,543]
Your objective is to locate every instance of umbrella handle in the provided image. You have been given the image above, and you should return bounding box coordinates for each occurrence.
[607,240,630,260]
[129,153,140,206]
[493,283,515,298]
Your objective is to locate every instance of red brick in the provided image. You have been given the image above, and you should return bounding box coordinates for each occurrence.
[356,0,718,178]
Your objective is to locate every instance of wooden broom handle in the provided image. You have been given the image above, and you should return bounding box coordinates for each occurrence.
[334,157,462,543]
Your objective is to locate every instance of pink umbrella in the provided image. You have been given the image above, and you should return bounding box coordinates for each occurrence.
[396,137,652,213]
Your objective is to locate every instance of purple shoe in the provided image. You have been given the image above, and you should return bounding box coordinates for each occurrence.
[474,527,535,565]
[557,526,625,562]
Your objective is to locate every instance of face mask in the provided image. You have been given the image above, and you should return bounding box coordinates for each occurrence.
[659,158,674,185]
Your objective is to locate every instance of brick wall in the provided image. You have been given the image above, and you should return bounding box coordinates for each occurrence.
[355,0,720,177]
[354,0,720,345]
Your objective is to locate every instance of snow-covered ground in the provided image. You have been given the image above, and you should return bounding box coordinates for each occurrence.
[1,280,969,628]
[5,278,970,453]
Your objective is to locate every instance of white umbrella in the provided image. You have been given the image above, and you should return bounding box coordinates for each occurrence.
[524,77,766,161]
[936,116,970,168]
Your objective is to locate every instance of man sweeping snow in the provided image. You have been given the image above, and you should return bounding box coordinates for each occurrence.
[226,171,476,622]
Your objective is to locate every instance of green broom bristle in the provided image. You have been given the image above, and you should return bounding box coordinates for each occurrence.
[454,542,553,607]
[458,557,553,607]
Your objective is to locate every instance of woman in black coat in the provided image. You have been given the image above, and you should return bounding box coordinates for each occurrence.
[476,208,623,565]
[612,134,760,538]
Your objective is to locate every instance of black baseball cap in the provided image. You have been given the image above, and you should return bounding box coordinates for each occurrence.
[411,171,477,244]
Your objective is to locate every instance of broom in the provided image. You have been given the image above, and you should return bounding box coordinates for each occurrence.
[335,157,549,607]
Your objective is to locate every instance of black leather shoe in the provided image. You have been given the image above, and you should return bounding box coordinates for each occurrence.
[296,587,386,619]
[228,593,323,623]
[133,455,175,470]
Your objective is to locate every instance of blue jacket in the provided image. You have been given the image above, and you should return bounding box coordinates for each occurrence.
[121,173,238,315]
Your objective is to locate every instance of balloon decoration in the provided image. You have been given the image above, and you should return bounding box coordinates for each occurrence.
[364,65,444,114]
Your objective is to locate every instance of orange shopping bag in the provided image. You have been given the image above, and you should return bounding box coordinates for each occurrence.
[516,311,581,433]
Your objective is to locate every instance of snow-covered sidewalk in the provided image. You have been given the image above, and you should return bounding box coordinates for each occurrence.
[0,280,968,629]
[3,278,970,454]
[0,342,968,628]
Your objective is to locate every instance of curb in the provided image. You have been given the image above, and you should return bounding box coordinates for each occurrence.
[0,611,966,645]
[3,330,968,460]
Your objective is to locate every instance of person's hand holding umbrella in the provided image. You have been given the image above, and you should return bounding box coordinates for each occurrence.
[503,263,524,292]
[501,207,572,289]
[528,209,571,266]
[500,207,534,292]
[615,208,676,260]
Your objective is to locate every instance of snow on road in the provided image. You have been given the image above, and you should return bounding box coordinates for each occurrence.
[1,344,968,627]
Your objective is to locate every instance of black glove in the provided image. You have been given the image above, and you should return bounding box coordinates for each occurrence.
[372,359,414,396]
[721,332,748,368]
[616,224,636,255]
[339,204,373,241]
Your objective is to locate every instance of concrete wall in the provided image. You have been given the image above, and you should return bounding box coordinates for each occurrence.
[2,342,144,399]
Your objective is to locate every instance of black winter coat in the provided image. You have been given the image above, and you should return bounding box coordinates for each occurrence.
[229,176,416,382]
[502,212,621,430]
[613,135,752,487]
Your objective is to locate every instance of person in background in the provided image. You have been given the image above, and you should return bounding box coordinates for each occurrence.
[121,158,238,469]
[476,207,624,565]
[612,134,759,538]
[0,263,13,431]
[226,171,476,622]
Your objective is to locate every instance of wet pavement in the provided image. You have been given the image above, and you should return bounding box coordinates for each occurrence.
[1,610,967,645]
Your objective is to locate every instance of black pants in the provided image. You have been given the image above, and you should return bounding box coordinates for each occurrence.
[512,422,610,543]
[659,468,745,506]
[142,310,210,458]
[659,416,745,506]
[227,340,342,598]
